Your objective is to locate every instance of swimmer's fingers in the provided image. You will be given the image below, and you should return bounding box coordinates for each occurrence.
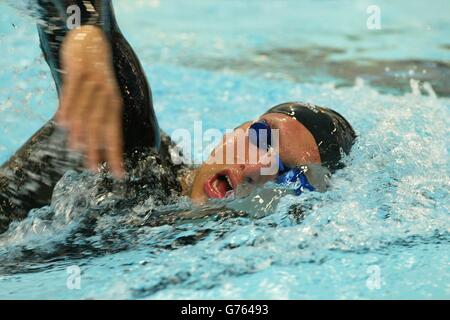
[57,71,83,126]
[104,94,124,179]
[68,81,97,151]
[85,90,108,172]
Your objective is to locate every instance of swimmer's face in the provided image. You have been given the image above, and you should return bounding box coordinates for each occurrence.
[190,113,321,204]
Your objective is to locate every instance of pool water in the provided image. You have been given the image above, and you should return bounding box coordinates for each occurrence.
[0,0,449,299]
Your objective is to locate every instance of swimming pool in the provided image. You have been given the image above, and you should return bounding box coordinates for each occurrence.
[0,0,449,299]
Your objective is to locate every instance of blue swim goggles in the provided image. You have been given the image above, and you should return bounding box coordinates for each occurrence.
[249,120,315,196]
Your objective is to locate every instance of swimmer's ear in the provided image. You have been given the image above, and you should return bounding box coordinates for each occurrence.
[302,164,331,193]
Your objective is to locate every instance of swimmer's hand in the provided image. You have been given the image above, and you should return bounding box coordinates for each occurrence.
[57,25,124,178]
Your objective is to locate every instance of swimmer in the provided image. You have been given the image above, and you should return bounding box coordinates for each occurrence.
[0,0,356,233]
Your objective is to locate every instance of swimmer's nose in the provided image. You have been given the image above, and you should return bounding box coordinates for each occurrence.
[240,164,265,185]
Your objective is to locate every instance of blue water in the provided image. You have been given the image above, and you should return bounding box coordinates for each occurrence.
[0,0,449,299]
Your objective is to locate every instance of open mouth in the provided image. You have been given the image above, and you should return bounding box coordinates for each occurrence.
[204,170,237,199]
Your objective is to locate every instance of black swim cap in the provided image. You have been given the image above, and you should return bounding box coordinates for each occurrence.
[265,102,356,171]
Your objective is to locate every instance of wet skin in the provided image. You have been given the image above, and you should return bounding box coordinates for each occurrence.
[190,113,322,204]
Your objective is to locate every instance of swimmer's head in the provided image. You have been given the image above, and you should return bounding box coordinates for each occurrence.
[190,102,356,204]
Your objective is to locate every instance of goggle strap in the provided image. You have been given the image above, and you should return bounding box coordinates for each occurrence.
[276,167,315,196]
